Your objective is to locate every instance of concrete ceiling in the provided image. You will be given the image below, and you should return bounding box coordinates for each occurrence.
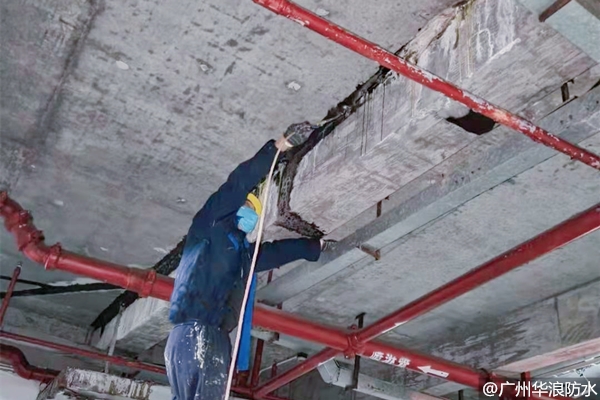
[1,0,600,399]
[1,0,459,326]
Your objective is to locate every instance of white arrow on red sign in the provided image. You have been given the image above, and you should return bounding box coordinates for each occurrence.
[417,365,449,378]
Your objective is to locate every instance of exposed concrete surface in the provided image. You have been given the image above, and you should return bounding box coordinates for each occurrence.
[255,277,600,396]
[93,0,599,357]
[409,278,600,394]
[2,0,600,395]
[265,0,595,238]
[258,81,600,309]
[287,131,600,341]
[517,0,600,62]
[0,0,459,327]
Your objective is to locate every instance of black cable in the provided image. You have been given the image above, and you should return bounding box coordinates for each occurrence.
[0,282,120,298]
[0,275,51,288]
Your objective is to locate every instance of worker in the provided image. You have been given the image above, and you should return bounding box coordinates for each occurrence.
[164,122,333,400]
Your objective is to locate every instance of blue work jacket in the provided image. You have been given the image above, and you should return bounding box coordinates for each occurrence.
[168,140,321,328]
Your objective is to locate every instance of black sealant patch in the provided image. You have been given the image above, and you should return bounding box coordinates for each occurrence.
[445,109,496,135]
[273,63,394,237]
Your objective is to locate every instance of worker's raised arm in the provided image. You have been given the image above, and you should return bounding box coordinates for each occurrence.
[252,238,323,273]
[192,140,279,228]
[190,122,315,232]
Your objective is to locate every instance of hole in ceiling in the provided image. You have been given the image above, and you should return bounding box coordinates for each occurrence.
[445,109,496,135]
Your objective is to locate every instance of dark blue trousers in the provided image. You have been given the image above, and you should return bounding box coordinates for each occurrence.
[164,322,231,400]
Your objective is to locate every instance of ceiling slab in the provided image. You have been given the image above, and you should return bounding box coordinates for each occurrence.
[0,0,461,327]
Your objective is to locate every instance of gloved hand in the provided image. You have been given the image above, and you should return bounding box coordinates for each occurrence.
[283,121,316,147]
[320,239,336,252]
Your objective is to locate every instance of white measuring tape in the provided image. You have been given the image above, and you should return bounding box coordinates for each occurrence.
[223,146,282,399]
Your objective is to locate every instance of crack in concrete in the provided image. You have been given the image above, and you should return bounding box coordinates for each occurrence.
[4,0,105,195]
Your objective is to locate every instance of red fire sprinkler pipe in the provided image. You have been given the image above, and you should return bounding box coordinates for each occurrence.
[0,192,172,302]
[253,348,338,397]
[0,266,21,327]
[253,203,600,397]
[0,330,167,375]
[0,345,58,382]
[2,192,596,400]
[355,202,600,343]
[251,0,600,171]
[250,338,266,388]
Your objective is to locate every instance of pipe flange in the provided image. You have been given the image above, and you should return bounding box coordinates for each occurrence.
[17,210,31,226]
[345,333,364,359]
[140,269,157,298]
[18,229,43,251]
[44,244,62,270]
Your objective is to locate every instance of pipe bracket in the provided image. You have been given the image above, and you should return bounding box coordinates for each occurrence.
[140,269,157,298]
[345,333,363,359]
[44,244,62,270]
[20,229,44,252]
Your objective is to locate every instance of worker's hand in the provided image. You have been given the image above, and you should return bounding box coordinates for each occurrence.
[320,239,336,252]
[276,121,316,151]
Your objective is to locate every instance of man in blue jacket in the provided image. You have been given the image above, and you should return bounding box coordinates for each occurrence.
[164,122,330,400]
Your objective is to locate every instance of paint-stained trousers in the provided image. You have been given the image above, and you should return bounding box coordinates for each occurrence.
[164,322,231,400]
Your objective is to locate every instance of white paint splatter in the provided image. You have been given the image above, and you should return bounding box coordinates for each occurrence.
[127,263,150,269]
[199,63,209,72]
[115,60,129,70]
[52,199,64,207]
[291,18,307,27]
[315,8,329,16]
[287,81,302,91]
[51,277,103,286]
[153,247,169,254]
[100,247,109,252]
[193,325,207,369]
[488,38,521,64]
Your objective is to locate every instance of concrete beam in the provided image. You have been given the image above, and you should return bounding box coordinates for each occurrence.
[95,0,598,354]
[318,359,443,400]
[261,0,595,240]
[2,307,88,346]
[399,278,600,395]
[258,80,600,308]
[93,271,175,353]
[254,278,600,397]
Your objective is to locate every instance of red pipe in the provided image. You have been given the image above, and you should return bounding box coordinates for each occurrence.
[540,0,572,22]
[251,0,600,171]
[252,304,485,385]
[3,192,595,399]
[0,331,166,375]
[0,344,58,382]
[0,341,284,400]
[254,348,338,398]
[356,202,600,343]
[0,266,21,327]
[253,203,600,395]
[234,385,291,400]
[0,192,172,301]
[250,339,265,388]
